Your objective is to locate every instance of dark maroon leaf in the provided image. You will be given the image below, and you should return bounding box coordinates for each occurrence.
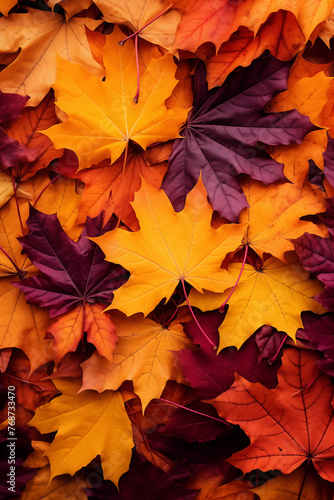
[0,92,29,125]
[162,56,316,221]
[0,130,38,171]
[297,311,334,376]
[255,325,287,363]
[292,232,334,310]
[86,452,198,500]
[159,399,230,443]
[308,159,325,190]
[15,208,129,317]
[321,196,334,236]
[178,311,282,399]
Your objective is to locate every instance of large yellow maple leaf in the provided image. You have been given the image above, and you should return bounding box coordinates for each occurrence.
[189,255,326,351]
[81,312,192,410]
[29,379,133,487]
[0,8,102,106]
[92,178,245,317]
[43,26,189,170]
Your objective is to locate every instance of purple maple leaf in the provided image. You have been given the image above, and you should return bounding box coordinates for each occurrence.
[15,207,129,317]
[297,311,334,377]
[292,232,334,310]
[162,56,316,221]
[323,133,334,188]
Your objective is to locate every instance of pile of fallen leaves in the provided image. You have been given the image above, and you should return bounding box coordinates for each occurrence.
[1,0,334,498]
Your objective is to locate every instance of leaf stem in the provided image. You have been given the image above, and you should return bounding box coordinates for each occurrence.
[133,35,140,104]
[160,398,230,426]
[5,373,44,390]
[33,174,60,207]
[180,278,217,349]
[219,245,248,313]
[118,4,174,45]
[0,245,25,279]
[268,334,287,365]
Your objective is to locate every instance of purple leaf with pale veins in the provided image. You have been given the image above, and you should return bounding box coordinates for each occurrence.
[15,208,129,317]
[162,56,316,221]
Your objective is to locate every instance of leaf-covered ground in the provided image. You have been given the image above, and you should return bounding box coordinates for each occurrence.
[1,0,334,498]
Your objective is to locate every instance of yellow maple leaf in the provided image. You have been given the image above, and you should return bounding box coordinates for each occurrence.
[81,312,192,410]
[189,255,326,351]
[91,177,245,317]
[43,25,189,170]
[29,379,133,487]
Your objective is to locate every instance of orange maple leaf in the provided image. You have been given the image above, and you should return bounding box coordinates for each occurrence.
[210,348,334,481]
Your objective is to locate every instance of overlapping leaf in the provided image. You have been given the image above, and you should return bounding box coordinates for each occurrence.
[81,312,192,410]
[0,8,103,105]
[162,56,315,222]
[92,177,244,317]
[43,26,189,170]
[189,255,326,350]
[210,348,334,481]
[29,379,134,486]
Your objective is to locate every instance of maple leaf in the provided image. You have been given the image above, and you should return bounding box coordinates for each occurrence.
[16,209,128,317]
[252,463,334,500]
[0,8,103,105]
[29,379,134,486]
[162,56,316,222]
[48,303,118,364]
[0,198,54,371]
[189,255,326,350]
[292,232,334,310]
[15,209,128,361]
[91,177,244,317]
[206,10,305,89]
[81,312,192,410]
[240,176,326,261]
[210,348,334,481]
[268,55,334,135]
[43,26,189,170]
[94,0,182,50]
[173,0,333,52]
[73,143,169,231]
[297,311,334,377]
[178,311,282,399]
[2,90,64,182]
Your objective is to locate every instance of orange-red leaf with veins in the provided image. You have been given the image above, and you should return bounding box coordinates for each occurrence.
[210,348,334,481]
